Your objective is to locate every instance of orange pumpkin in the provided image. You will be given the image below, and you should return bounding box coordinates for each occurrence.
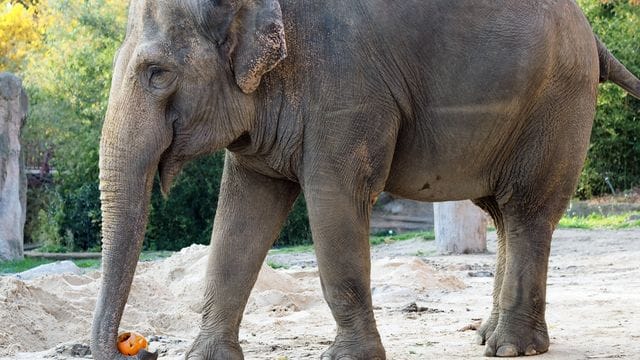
[117,331,148,356]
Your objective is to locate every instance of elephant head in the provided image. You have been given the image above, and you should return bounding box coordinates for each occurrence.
[91,0,286,358]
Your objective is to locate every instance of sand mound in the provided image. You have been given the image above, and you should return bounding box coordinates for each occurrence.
[0,245,466,356]
[371,257,466,305]
[0,276,92,355]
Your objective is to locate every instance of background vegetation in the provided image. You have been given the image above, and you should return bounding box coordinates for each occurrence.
[577,0,640,197]
[1,0,638,252]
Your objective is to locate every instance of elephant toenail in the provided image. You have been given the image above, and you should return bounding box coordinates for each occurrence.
[484,345,496,357]
[525,345,538,356]
[496,344,519,357]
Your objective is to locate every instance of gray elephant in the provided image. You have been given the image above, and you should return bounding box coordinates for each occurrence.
[91,0,640,359]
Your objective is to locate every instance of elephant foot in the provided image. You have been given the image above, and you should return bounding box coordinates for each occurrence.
[483,318,549,357]
[321,332,386,360]
[476,313,499,345]
[185,334,244,360]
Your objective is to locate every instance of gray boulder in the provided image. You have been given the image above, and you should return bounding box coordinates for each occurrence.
[15,260,83,280]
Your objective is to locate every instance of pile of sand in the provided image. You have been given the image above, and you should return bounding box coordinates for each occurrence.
[0,245,465,357]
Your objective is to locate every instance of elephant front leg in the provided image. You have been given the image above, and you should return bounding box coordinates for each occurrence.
[186,154,299,360]
[305,187,385,360]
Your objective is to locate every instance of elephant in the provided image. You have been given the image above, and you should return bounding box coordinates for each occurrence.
[91,0,640,359]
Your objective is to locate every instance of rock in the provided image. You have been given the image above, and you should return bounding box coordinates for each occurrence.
[0,73,28,261]
[54,342,92,357]
[468,270,494,278]
[627,214,640,221]
[15,261,83,280]
[400,302,445,314]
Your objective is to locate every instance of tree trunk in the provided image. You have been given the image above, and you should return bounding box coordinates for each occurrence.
[0,73,28,261]
[434,200,487,254]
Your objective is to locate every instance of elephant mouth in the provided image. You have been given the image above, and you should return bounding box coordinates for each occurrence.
[157,110,186,196]
[158,146,185,197]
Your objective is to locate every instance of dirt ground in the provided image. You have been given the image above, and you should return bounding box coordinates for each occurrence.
[1,228,639,359]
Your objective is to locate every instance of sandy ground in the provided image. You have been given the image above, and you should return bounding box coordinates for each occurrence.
[1,228,639,359]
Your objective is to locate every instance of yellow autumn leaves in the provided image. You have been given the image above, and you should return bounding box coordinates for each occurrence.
[0,0,127,73]
[0,0,53,71]
[0,0,46,71]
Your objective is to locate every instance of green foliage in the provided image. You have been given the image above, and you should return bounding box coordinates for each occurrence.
[269,243,314,254]
[266,260,288,269]
[0,252,172,274]
[145,154,225,251]
[73,259,101,269]
[369,231,435,246]
[24,186,52,243]
[0,0,47,72]
[20,0,126,251]
[0,257,100,273]
[145,152,312,250]
[276,197,312,247]
[558,211,640,229]
[0,258,55,273]
[27,189,67,251]
[576,0,640,198]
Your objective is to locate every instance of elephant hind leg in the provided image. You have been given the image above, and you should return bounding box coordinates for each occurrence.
[483,87,596,356]
[483,210,554,357]
[484,188,571,357]
[472,197,506,346]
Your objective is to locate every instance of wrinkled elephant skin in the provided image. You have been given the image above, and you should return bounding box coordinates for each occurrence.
[92,0,640,359]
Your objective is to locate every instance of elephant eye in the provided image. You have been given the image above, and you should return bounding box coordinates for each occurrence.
[146,65,177,91]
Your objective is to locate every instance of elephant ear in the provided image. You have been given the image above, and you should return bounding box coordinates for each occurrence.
[229,0,287,94]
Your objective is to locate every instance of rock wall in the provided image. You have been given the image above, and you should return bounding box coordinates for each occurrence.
[0,73,28,261]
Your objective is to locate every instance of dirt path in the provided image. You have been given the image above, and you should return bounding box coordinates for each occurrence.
[2,229,639,359]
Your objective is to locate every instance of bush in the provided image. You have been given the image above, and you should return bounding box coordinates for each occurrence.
[145,152,312,250]
[21,0,124,251]
[145,154,225,251]
[276,198,312,247]
[576,0,640,198]
[27,189,67,252]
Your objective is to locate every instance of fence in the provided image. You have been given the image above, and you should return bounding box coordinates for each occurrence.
[23,139,52,173]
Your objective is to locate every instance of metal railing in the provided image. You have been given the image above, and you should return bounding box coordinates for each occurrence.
[23,140,53,174]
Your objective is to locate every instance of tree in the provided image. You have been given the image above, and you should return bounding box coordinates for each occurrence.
[21,0,127,250]
[0,0,47,72]
[577,0,640,197]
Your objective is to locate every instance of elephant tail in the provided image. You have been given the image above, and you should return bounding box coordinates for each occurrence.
[596,36,640,99]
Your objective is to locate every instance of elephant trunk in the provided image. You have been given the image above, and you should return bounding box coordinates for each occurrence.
[91,99,171,360]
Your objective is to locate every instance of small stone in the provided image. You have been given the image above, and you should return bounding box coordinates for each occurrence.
[468,271,494,278]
